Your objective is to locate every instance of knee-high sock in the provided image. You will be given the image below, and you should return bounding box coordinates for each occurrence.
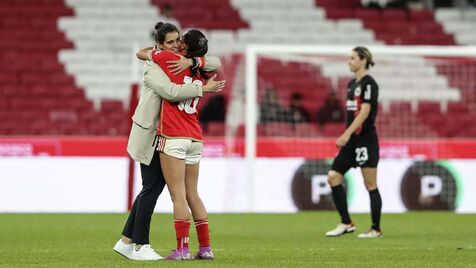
[331,184,351,224]
[174,219,190,249]
[194,219,210,248]
[369,188,382,231]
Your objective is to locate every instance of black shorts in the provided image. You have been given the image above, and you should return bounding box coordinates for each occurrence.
[331,131,379,175]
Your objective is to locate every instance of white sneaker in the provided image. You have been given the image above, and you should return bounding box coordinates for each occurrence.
[358,229,382,238]
[326,223,356,237]
[113,239,134,259]
[131,244,164,260]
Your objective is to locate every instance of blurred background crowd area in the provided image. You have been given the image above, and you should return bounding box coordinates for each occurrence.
[0,0,475,138]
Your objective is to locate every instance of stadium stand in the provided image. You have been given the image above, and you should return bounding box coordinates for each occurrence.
[0,0,127,135]
[0,0,71,135]
[433,9,476,137]
[58,0,159,104]
[317,0,454,45]
[436,8,476,45]
[151,0,248,30]
[232,0,376,46]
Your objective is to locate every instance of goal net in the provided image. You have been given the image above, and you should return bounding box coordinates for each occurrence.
[235,45,476,211]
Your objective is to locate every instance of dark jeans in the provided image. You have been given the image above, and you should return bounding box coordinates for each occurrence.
[122,150,166,244]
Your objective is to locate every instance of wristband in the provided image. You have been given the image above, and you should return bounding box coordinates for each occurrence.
[191,57,199,70]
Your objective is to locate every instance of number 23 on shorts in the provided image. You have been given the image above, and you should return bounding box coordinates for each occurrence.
[355,147,368,162]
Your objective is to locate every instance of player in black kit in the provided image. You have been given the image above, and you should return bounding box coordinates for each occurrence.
[325,47,382,238]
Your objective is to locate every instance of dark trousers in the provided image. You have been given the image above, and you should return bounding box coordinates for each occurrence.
[122,150,166,245]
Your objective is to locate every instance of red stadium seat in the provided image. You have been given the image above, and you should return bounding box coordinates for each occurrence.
[293,123,322,137]
[409,10,434,22]
[447,102,468,114]
[204,122,226,136]
[263,122,294,137]
[323,123,344,137]
[381,9,408,21]
[101,100,125,113]
[418,102,441,115]
[325,8,354,19]
[354,9,381,21]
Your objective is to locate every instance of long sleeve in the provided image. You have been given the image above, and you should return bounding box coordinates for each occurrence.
[144,61,203,102]
[202,55,221,72]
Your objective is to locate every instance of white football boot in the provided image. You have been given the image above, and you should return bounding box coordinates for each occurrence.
[325,223,356,237]
[358,229,382,238]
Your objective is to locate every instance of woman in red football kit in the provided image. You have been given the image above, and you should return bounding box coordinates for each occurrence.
[114,22,224,261]
[139,25,223,260]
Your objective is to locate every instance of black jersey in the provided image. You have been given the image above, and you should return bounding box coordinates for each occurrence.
[345,75,379,135]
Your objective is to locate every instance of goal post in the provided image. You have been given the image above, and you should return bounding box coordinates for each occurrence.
[244,45,476,211]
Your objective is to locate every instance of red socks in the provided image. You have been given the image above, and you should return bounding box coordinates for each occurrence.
[174,218,210,249]
[195,218,210,248]
[174,219,190,249]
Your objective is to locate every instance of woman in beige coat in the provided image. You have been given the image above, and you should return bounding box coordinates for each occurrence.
[113,22,224,261]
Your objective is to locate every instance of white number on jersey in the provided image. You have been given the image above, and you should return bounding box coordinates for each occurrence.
[364,84,371,100]
[177,76,203,114]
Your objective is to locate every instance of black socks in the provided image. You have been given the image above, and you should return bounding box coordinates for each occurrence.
[331,184,351,224]
[369,188,382,231]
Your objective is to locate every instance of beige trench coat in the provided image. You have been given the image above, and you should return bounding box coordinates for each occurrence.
[127,57,220,165]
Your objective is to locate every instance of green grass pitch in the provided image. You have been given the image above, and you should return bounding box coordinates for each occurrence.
[1,212,475,267]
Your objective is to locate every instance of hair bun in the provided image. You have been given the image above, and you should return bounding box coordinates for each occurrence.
[154,22,164,30]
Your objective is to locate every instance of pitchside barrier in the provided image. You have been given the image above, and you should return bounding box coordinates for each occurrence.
[0,137,475,213]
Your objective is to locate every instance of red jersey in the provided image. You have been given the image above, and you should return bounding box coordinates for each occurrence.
[149,49,203,141]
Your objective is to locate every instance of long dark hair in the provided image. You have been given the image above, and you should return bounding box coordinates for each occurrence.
[182,29,209,79]
[153,22,179,44]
